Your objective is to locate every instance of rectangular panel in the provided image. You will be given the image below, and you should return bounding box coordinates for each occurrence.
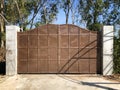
[69,25,79,34]
[79,59,89,73]
[18,48,28,60]
[59,25,68,34]
[48,25,58,34]
[27,28,38,35]
[38,48,48,60]
[38,60,48,73]
[78,48,90,59]
[48,48,58,60]
[79,35,89,48]
[28,35,38,48]
[69,48,78,59]
[70,35,78,48]
[90,59,96,73]
[49,60,58,73]
[59,35,68,48]
[89,35,97,48]
[68,59,79,73]
[18,35,28,48]
[90,31,97,35]
[48,35,58,47]
[39,35,48,48]
[80,29,90,35]
[90,35,97,41]
[60,48,69,60]
[18,61,28,73]
[28,61,38,73]
[38,25,48,34]
[89,48,97,58]
[28,49,38,59]
[58,60,69,73]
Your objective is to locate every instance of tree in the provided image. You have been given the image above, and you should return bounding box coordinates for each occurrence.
[78,0,120,31]
[70,0,79,24]
[0,0,5,47]
[35,0,58,26]
[0,0,46,47]
[103,0,120,25]
[78,0,105,31]
[4,0,40,30]
[114,29,120,74]
[28,0,47,29]
[60,0,71,24]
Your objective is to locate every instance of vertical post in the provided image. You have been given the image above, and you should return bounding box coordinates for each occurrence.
[103,26,114,75]
[6,25,20,75]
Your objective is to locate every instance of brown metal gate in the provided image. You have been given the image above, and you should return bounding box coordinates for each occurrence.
[17,24,98,74]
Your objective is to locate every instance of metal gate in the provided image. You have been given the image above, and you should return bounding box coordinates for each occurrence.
[17,24,98,74]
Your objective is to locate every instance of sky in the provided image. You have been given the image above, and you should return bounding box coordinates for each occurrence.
[52,9,86,29]
[29,0,86,29]
[29,9,73,29]
[28,0,119,32]
[30,9,82,29]
[53,9,72,24]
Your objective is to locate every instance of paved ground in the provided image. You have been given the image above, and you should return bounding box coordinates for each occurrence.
[0,74,120,90]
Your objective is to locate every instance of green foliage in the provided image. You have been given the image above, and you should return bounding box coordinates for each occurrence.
[78,0,105,30]
[88,23,102,31]
[35,0,58,26]
[4,0,37,29]
[35,22,45,27]
[78,0,120,31]
[40,1,58,24]
[114,30,120,74]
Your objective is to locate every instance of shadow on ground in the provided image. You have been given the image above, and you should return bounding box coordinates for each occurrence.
[58,75,120,90]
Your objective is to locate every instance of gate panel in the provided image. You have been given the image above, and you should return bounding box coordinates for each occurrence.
[49,60,58,73]
[17,24,98,74]
[38,48,48,60]
[70,35,78,47]
[60,48,69,60]
[28,61,37,73]
[59,35,68,47]
[68,59,79,73]
[38,60,48,73]
[28,35,38,48]
[79,59,89,73]
[18,61,27,73]
[48,35,58,47]
[39,35,48,47]
[90,59,96,73]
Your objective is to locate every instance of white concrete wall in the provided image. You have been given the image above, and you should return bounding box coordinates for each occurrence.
[6,25,20,75]
[103,26,114,75]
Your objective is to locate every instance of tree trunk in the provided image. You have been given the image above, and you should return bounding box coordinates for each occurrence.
[0,0,5,47]
[66,14,68,24]
[65,5,70,24]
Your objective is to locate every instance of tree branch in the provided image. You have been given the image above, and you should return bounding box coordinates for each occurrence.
[29,0,46,29]
[0,13,9,24]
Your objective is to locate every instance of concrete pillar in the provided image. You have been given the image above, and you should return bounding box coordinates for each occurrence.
[103,26,114,75]
[6,25,20,75]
